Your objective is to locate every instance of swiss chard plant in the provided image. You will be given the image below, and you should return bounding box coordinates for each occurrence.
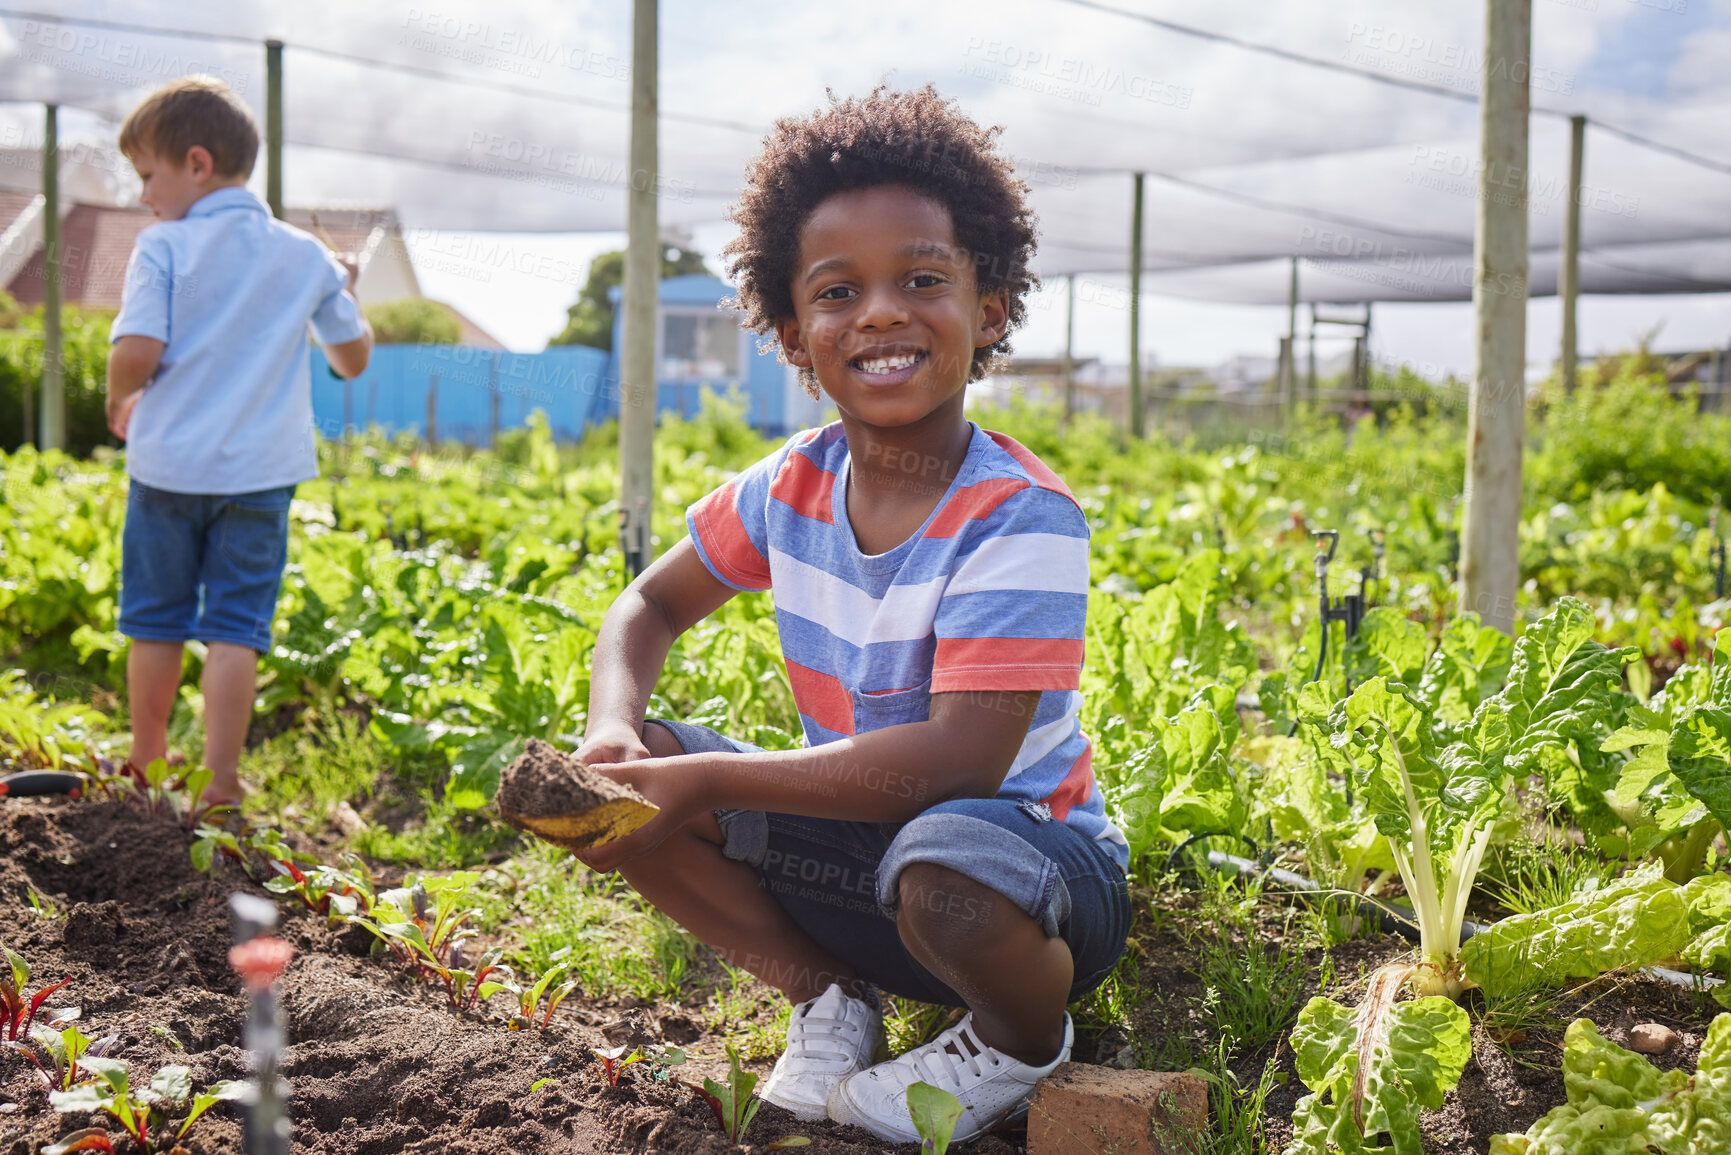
[593,1044,642,1088]
[45,1059,245,1155]
[699,1044,762,1144]
[1489,1015,1729,1154]
[4,1017,119,1091]
[1599,628,1729,882]
[1288,965,1473,1155]
[1108,690,1248,871]
[504,952,580,1030]
[1,940,73,1042]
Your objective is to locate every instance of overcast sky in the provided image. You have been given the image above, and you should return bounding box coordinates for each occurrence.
[3,0,1729,377]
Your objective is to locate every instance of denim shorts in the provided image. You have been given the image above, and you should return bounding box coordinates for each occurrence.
[118,479,296,654]
[652,719,1132,1007]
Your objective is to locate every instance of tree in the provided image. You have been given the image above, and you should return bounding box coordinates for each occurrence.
[365,298,462,345]
[547,244,711,351]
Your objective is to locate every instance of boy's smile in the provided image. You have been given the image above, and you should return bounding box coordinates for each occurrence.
[777,185,1008,432]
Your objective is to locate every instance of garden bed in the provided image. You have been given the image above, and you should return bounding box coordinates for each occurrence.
[2,795,1722,1154]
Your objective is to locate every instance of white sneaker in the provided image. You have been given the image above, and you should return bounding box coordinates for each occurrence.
[759,983,884,1121]
[827,1012,1072,1144]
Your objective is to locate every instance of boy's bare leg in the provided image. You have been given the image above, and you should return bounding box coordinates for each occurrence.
[126,640,184,770]
[611,723,868,1005]
[895,861,1073,1067]
[201,641,259,801]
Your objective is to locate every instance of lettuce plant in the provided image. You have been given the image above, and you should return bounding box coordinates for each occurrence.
[1,940,72,1042]
[1489,1015,1729,1154]
[45,1059,244,1155]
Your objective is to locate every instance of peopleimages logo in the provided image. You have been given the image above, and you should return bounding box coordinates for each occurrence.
[401,9,630,80]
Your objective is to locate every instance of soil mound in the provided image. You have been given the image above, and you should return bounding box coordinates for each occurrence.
[494,739,658,852]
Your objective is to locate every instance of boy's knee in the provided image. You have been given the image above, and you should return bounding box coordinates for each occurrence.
[895,862,1007,944]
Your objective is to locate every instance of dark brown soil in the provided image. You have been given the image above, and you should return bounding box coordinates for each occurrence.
[4,796,1722,1154]
[0,796,1008,1155]
[494,739,658,853]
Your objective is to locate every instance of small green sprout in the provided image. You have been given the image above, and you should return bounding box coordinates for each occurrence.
[907,1081,964,1155]
[699,1044,766,1145]
[1,939,72,1042]
[594,1044,643,1087]
[5,1017,119,1091]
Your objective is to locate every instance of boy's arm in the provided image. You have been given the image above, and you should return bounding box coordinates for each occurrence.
[576,536,740,764]
[323,314,374,379]
[574,688,1039,874]
[106,336,165,440]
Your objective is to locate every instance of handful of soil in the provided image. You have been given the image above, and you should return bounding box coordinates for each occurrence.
[495,738,659,852]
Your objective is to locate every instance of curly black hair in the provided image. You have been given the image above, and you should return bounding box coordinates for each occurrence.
[722,85,1039,398]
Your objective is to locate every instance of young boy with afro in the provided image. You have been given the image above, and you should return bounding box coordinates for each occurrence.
[572,86,1129,1143]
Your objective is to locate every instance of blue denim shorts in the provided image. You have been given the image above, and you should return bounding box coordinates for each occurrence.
[652,719,1132,1007]
[118,479,296,654]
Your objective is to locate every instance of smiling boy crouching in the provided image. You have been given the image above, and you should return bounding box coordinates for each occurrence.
[569,86,1130,1144]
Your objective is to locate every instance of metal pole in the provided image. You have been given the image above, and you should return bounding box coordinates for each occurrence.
[1062,274,1076,420]
[1560,113,1584,392]
[1284,256,1299,414]
[1461,0,1531,636]
[620,0,659,578]
[265,40,284,220]
[40,103,64,452]
[1307,304,1317,396]
[1128,172,1144,438]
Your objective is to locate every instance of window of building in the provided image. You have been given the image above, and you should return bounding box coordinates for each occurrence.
[661,311,743,382]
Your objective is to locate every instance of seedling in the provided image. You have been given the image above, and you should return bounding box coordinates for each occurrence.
[594,1044,642,1087]
[45,1059,245,1155]
[1,940,72,1041]
[643,1044,686,1084]
[506,954,580,1029]
[907,1082,964,1155]
[699,1044,762,1144]
[106,758,237,831]
[348,873,481,985]
[5,1019,119,1091]
[439,943,514,1014]
[264,858,376,923]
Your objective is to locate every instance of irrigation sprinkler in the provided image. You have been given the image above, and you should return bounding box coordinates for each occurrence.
[229,893,292,1155]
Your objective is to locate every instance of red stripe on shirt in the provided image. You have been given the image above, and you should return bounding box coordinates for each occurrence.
[986,432,1077,501]
[768,451,836,524]
[691,481,772,589]
[930,636,1086,692]
[1042,742,1094,822]
[785,659,856,735]
[923,477,1028,538]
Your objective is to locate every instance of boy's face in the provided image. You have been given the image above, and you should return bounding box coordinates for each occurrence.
[130,146,219,221]
[777,185,1008,432]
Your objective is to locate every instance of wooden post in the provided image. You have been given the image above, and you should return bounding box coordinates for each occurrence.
[1560,114,1584,391]
[426,373,438,444]
[620,0,659,577]
[1307,304,1317,396]
[487,355,501,448]
[1062,274,1076,420]
[40,103,64,452]
[265,41,284,219]
[1461,0,1531,635]
[1128,173,1144,438]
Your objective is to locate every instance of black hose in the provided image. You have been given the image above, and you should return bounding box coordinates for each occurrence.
[0,770,85,797]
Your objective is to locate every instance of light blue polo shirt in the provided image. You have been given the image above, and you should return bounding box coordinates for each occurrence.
[110,187,367,495]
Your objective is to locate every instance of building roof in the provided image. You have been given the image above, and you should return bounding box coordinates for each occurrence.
[2,197,503,349]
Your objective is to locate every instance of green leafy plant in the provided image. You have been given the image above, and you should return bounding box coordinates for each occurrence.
[45,1059,245,1155]
[699,1044,763,1144]
[504,951,580,1030]
[1288,965,1473,1155]
[907,1081,964,1155]
[5,1018,119,1091]
[594,1044,642,1087]
[1489,1015,1729,1153]
[1,940,72,1042]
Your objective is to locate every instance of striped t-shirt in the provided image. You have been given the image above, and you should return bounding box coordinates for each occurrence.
[686,421,1129,871]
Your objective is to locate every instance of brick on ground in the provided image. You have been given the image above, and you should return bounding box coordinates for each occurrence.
[1027,1062,1209,1155]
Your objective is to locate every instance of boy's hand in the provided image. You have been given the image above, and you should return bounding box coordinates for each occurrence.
[107,392,141,441]
[570,756,707,874]
[575,722,653,767]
